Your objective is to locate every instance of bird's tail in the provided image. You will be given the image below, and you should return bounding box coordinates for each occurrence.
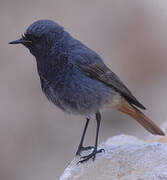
[112,98,165,136]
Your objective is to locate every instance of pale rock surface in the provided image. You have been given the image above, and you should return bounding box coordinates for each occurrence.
[60,134,167,180]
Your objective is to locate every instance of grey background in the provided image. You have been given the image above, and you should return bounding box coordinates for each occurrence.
[1,0,167,179]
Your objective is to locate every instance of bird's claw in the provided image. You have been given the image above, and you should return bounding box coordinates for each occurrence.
[78,148,105,164]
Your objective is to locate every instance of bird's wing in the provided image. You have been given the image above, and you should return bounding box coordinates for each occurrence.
[79,62,146,110]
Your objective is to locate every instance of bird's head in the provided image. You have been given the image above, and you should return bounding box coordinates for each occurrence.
[9,20,64,57]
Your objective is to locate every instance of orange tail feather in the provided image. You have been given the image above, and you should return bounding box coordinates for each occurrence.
[113,98,165,136]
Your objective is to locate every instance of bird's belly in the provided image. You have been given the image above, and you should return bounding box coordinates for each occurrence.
[42,78,121,115]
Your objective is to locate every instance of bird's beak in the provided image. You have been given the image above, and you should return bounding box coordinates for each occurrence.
[9,38,32,45]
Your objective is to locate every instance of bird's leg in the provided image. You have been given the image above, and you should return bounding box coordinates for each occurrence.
[76,118,94,156]
[79,112,105,163]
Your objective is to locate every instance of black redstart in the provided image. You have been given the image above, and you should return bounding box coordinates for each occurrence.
[9,20,165,163]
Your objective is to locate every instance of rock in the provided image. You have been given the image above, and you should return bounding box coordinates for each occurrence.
[60,134,167,180]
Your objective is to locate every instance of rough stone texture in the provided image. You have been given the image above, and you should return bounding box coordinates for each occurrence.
[60,134,167,180]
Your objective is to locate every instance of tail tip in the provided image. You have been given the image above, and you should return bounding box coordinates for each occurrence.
[153,130,165,136]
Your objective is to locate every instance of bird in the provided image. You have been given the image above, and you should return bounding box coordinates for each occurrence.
[9,19,165,163]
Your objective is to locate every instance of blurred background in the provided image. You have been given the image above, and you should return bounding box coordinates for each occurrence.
[1,0,167,179]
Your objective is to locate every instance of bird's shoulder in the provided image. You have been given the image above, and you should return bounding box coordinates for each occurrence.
[68,39,103,65]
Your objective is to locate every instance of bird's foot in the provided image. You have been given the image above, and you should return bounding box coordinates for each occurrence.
[78,148,105,163]
[76,146,94,156]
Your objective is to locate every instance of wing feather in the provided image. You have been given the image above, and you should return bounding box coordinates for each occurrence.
[79,63,146,110]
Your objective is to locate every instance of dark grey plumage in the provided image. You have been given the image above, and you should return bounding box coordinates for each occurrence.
[23,20,120,115]
[21,20,145,115]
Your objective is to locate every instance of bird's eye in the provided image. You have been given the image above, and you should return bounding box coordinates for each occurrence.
[22,33,40,43]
